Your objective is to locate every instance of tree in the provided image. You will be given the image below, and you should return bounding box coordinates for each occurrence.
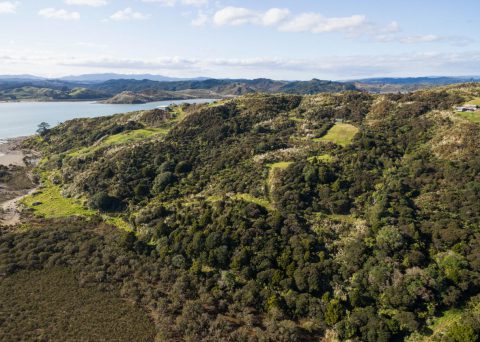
[152,172,175,194]
[36,122,50,135]
[89,191,124,212]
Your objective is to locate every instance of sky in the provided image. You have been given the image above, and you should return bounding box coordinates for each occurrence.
[0,0,479,80]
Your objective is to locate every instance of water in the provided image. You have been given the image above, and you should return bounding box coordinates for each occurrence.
[0,99,216,139]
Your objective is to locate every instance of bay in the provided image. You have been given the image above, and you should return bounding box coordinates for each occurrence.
[0,99,215,139]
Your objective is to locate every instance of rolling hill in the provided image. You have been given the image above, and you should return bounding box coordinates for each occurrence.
[2,84,480,341]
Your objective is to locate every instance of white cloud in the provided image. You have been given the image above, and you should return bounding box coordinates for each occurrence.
[374,32,473,46]
[400,35,442,44]
[110,8,149,21]
[0,1,18,14]
[141,0,208,6]
[262,8,290,26]
[141,0,176,6]
[191,10,208,27]
[213,7,366,34]
[182,0,208,6]
[38,8,80,20]
[213,7,290,27]
[279,13,366,33]
[213,7,257,26]
[65,0,107,7]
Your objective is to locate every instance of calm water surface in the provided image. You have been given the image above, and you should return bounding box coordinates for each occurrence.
[0,99,215,139]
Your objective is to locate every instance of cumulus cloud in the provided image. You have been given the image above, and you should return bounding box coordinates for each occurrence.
[0,1,18,14]
[65,0,107,7]
[213,7,370,35]
[262,8,291,26]
[38,8,80,20]
[213,7,290,27]
[110,8,149,21]
[279,13,366,33]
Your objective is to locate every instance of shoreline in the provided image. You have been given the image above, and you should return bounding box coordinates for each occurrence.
[0,136,38,226]
[0,96,222,105]
[0,137,29,167]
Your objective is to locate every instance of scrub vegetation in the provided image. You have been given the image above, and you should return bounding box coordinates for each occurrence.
[3,83,480,341]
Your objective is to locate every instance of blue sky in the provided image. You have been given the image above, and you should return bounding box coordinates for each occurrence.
[0,0,479,79]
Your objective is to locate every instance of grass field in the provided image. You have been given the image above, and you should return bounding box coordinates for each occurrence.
[457,111,480,123]
[267,161,293,170]
[466,97,480,105]
[314,123,359,146]
[22,180,95,219]
[22,175,132,231]
[69,128,168,157]
[0,268,155,342]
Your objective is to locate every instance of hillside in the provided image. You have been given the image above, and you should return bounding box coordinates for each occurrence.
[0,77,356,102]
[2,84,480,341]
[355,77,480,93]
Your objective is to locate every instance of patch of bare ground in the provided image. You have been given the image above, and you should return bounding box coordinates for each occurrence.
[428,110,480,161]
[0,137,39,228]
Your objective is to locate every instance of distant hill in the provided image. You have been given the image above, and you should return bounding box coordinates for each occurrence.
[0,77,356,102]
[355,76,480,93]
[93,78,356,103]
[356,76,480,85]
[0,74,46,81]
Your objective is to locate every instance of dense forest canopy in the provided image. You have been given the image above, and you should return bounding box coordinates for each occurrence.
[2,83,480,341]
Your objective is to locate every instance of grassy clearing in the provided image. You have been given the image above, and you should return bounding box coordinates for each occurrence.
[232,193,274,211]
[0,268,155,342]
[466,97,480,105]
[22,180,95,219]
[422,308,463,341]
[103,215,133,232]
[314,123,359,147]
[268,161,293,170]
[22,175,132,231]
[69,128,168,157]
[457,111,480,123]
[308,154,334,163]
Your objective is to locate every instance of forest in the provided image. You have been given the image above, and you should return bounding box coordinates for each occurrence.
[2,83,480,341]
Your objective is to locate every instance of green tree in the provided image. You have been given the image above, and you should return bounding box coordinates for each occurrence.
[36,122,50,135]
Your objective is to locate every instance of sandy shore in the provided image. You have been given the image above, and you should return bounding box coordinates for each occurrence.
[0,136,38,226]
[0,137,28,167]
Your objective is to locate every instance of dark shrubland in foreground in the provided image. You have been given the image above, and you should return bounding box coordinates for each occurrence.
[4,84,480,341]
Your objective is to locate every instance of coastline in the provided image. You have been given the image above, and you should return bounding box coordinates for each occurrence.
[0,136,38,226]
[0,137,30,167]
